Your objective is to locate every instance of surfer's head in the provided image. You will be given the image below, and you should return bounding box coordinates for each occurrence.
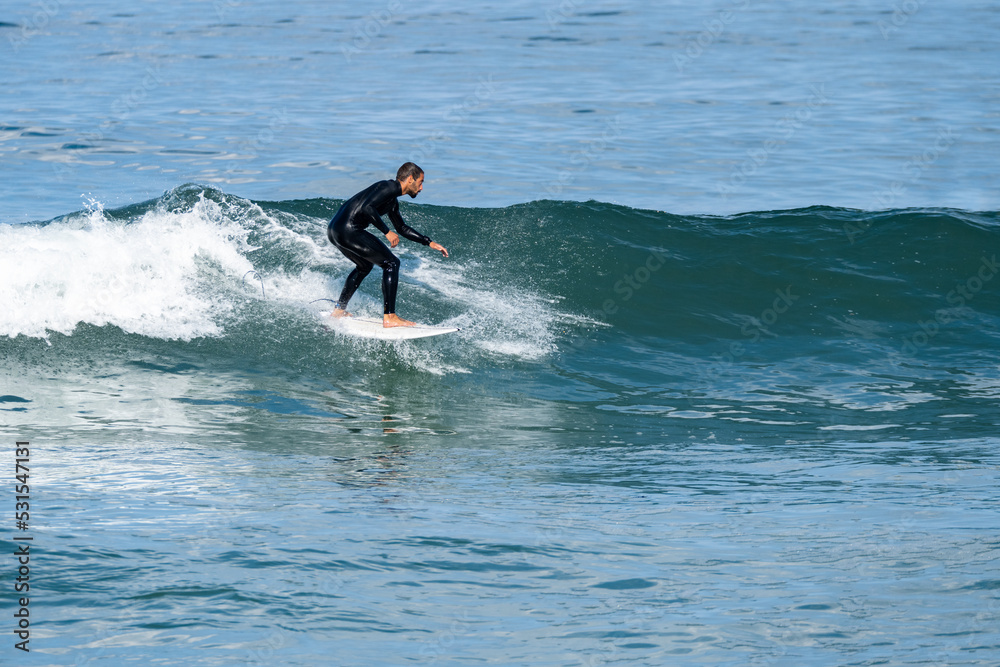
[397,162,424,198]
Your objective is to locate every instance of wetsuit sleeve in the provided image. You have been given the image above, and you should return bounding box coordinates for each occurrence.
[360,202,392,235]
[387,200,432,246]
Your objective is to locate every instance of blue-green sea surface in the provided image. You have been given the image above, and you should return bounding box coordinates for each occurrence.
[2,0,999,664]
[2,190,998,665]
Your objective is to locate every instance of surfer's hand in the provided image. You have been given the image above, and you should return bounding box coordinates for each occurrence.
[429,241,449,258]
[386,231,400,247]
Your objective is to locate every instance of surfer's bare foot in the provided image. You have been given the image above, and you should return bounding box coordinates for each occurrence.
[331,308,351,318]
[383,313,415,328]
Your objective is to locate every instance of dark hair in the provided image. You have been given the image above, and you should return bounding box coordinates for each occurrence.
[396,162,424,182]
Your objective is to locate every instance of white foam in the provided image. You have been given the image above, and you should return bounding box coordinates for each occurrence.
[407,257,571,361]
[0,196,254,340]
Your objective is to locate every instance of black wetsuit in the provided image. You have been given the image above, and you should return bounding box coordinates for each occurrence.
[327,179,432,314]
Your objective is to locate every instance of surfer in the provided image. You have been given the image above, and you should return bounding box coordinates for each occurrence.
[327,163,449,327]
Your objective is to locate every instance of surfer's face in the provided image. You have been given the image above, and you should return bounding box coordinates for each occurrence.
[402,174,424,198]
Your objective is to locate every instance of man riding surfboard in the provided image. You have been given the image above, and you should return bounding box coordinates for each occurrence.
[327,163,449,327]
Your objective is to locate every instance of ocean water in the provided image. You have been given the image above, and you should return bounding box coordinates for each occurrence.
[2,2,1000,666]
[4,0,999,221]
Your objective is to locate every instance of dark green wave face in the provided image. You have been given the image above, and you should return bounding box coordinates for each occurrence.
[3,186,998,449]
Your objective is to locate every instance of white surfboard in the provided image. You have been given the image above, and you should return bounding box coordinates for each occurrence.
[321,314,459,340]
